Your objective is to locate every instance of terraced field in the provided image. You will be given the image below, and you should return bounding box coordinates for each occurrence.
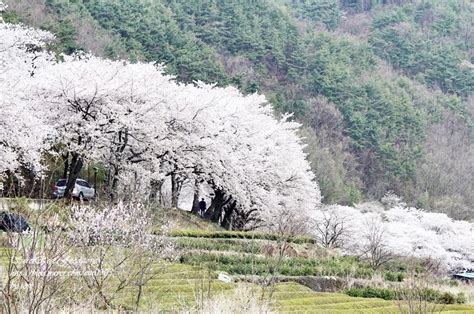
[99,263,474,312]
[1,209,473,313]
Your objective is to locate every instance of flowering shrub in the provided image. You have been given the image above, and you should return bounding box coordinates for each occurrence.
[65,202,174,308]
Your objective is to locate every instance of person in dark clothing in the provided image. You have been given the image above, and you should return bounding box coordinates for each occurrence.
[198,198,207,217]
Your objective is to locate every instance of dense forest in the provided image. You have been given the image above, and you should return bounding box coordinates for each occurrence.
[4,0,473,219]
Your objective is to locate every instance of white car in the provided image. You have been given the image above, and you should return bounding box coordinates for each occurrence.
[52,178,95,200]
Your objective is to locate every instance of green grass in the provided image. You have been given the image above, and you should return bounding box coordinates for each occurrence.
[345,286,466,304]
[173,237,264,254]
[179,252,374,278]
[271,283,474,313]
[168,229,317,244]
[1,247,474,312]
[2,223,474,313]
[112,270,474,312]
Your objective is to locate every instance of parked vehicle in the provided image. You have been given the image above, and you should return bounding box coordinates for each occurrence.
[0,211,30,232]
[52,178,95,200]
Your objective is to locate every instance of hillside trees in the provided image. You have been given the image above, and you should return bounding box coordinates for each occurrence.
[369,0,473,97]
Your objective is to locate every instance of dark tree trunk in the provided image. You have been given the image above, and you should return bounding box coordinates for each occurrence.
[191,179,200,214]
[170,174,184,208]
[205,188,224,222]
[110,164,119,203]
[205,188,233,225]
[221,200,237,230]
[108,129,129,202]
[149,179,161,203]
[149,179,165,207]
[62,152,69,179]
[64,152,83,199]
[171,173,179,208]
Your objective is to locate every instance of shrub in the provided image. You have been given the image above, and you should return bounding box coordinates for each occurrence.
[384,272,396,282]
[168,229,316,244]
[384,271,405,282]
[344,287,465,304]
[179,253,374,278]
[456,292,467,304]
[345,287,396,300]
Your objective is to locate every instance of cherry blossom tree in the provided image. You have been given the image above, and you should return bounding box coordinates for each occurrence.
[31,52,320,226]
[68,202,174,309]
[3,22,320,228]
[309,200,474,272]
[0,23,54,178]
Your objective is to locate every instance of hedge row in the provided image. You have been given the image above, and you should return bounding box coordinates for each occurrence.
[179,253,374,278]
[168,229,317,244]
[173,237,263,254]
[345,287,466,304]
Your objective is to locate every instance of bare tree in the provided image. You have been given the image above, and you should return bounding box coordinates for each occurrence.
[311,209,349,249]
[357,220,394,271]
[396,258,446,314]
[260,209,309,301]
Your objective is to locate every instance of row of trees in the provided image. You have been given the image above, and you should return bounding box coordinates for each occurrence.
[0,22,320,229]
[310,194,473,272]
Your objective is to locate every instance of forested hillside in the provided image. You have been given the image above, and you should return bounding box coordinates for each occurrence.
[4,0,473,218]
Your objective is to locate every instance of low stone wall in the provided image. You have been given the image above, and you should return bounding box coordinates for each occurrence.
[0,198,52,211]
[236,275,348,292]
[296,276,347,292]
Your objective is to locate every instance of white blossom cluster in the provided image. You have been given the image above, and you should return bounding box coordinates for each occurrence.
[69,202,151,246]
[0,23,54,176]
[310,203,474,271]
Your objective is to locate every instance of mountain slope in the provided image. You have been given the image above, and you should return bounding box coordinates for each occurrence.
[4,0,473,217]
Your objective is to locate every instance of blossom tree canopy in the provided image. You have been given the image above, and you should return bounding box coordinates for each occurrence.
[309,202,474,271]
[1,22,320,226]
[0,23,54,176]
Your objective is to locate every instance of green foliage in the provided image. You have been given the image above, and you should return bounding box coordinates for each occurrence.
[384,271,405,282]
[173,237,263,254]
[45,18,82,54]
[180,252,375,278]
[345,286,466,304]
[284,0,341,30]
[345,286,396,300]
[168,229,317,244]
[369,0,474,97]
[2,10,20,23]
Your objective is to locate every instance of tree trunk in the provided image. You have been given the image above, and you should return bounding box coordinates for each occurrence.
[62,152,69,179]
[110,164,119,203]
[64,152,83,199]
[206,189,232,224]
[149,179,160,202]
[191,179,200,214]
[171,173,179,208]
[221,200,237,230]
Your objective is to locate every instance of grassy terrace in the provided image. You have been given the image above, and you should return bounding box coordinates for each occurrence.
[1,209,473,312]
[3,252,469,313]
